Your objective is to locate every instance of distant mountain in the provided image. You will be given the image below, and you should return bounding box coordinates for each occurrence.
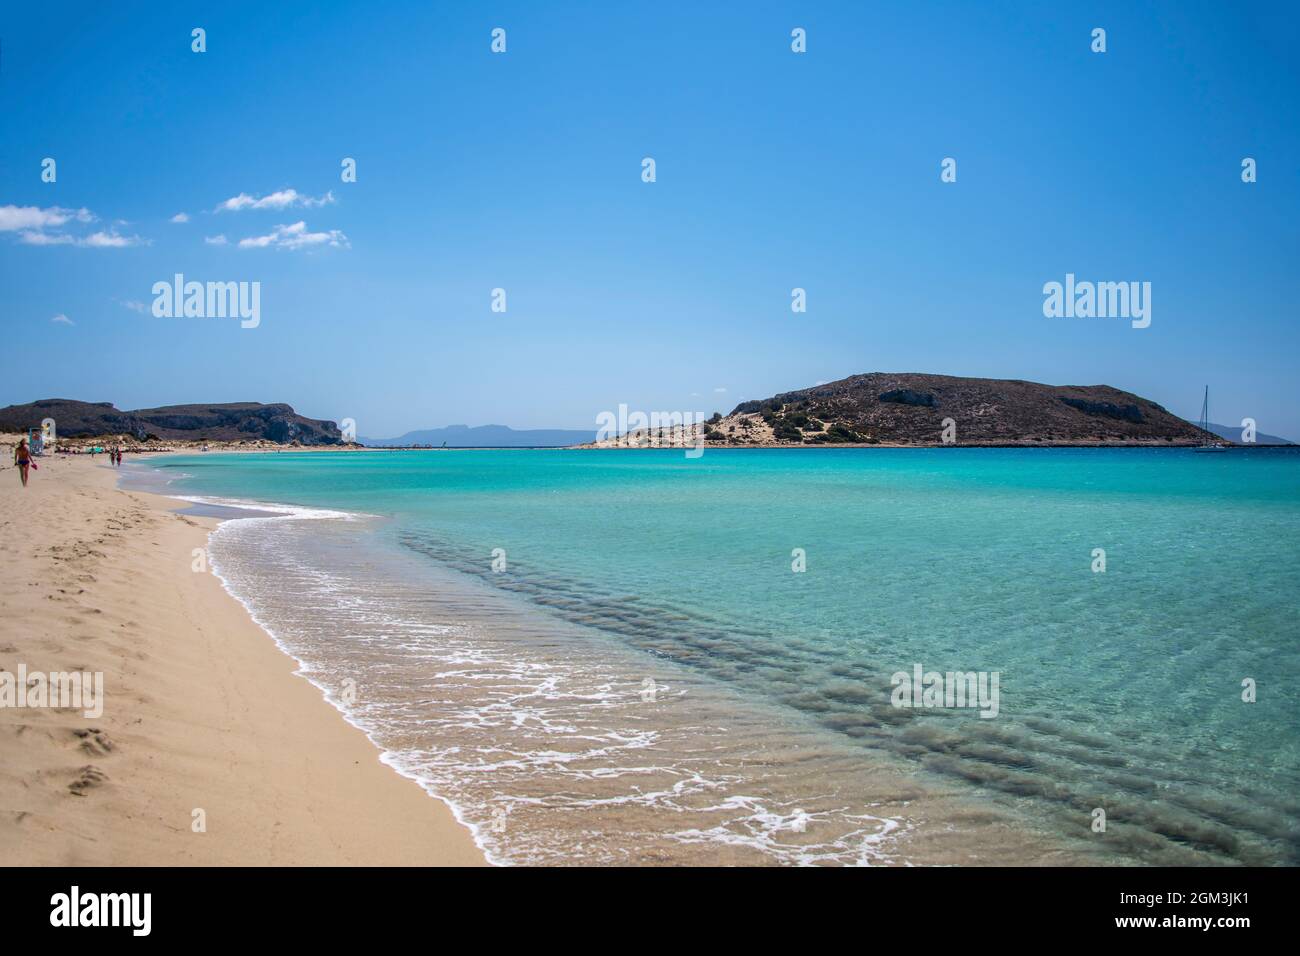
[0,399,344,445]
[361,424,596,448]
[1204,422,1294,446]
[589,373,1226,447]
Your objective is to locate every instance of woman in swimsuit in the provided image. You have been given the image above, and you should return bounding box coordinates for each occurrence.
[13,438,31,487]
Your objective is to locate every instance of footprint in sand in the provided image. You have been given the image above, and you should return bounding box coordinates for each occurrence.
[73,729,114,756]
[68,765,107,796]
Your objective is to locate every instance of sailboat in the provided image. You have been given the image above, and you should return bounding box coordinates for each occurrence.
[1193,385,1227,452]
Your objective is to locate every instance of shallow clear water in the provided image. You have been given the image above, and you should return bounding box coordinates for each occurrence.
[141,447,1300,865]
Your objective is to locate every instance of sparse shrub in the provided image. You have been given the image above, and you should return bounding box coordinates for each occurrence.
[822,423,862,443]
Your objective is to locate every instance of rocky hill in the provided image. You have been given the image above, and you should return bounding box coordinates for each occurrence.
[0,399,344,445]
[587,373,1223,447]
[722,373,1216,445]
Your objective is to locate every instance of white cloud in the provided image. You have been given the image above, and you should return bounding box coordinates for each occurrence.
[238,220,348,251]
[82,231,143,248]
[216,189,336,213]
[3,204,141,247]
[21,230,145,247]
[19,230,75,245]
[0,204,94,231]
[118,299,149,315]
[20,230,143,248]
[204,234,228,245]
[713,386,728,393]
[50,313,74,325]
[170,212,190,223]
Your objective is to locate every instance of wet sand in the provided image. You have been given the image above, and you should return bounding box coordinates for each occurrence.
[0,452,484,865]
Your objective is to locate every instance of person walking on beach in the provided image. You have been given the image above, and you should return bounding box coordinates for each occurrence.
[13,438,32,487]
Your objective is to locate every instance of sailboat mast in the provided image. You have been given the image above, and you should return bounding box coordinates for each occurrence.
[1194,384,1225,451]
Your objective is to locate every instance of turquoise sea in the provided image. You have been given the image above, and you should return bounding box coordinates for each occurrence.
[138,448,1300,865]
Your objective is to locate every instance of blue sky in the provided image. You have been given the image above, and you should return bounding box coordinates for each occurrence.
[2,1,1297,438]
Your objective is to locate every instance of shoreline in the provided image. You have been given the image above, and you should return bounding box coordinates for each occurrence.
[40,440,1285,453]
[0,453,486,866]
[140,450,1097,866]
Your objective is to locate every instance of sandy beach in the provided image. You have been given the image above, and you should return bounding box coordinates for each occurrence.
[0,449,484,866]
